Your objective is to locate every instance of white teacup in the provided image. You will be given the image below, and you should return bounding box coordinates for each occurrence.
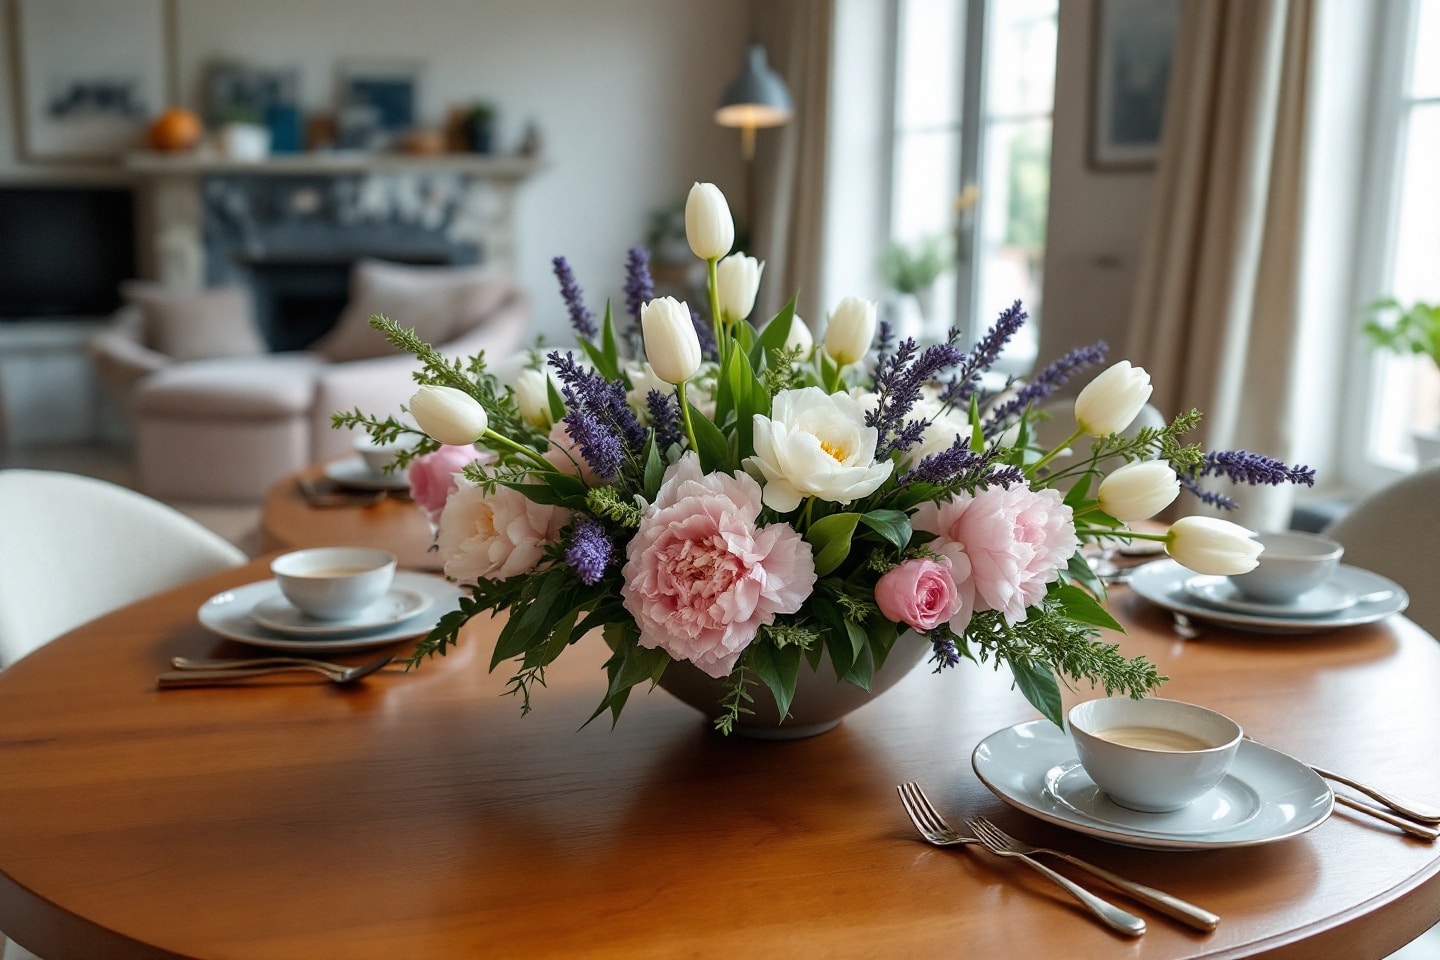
[1068,697,1243,813]
[1226,531,1343,604]
[271,547,397,620]
[354,434,420,476]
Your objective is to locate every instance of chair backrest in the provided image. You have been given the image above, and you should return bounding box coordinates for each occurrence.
[0,469,247,668]
[1323,465,1440,637]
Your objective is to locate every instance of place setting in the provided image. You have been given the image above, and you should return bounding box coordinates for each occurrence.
[320,434,418,494]
[901,694,1440,937]
[185,546,464,663]
[1126,530,1408,635]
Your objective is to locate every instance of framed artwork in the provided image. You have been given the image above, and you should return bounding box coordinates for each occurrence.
[12,0,170,161]
[337,60,421,148]
[1089,0,1183,170]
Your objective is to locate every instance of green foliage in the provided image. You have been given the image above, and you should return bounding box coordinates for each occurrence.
[1363,298,1440,365]
[879,235,954,294]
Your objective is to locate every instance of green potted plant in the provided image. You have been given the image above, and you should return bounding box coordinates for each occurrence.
[878,233,953,342]
[464,102,497,154]
[1362,297,1440,463]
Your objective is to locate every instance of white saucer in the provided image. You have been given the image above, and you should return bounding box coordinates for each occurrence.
[1128,559,1408,635]
[198,571,463,652]
[250,588,432,637]
[971,720,1332,850]
[323,455,410,491]
[1183,577,1362,617]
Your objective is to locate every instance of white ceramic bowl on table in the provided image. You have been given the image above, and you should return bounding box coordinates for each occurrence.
[270,547,397,620]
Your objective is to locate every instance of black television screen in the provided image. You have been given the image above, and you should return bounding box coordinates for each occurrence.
[0,187,137,319]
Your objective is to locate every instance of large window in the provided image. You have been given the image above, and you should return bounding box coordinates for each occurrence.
[888,0,1057,374]
[1355,0,1440,478]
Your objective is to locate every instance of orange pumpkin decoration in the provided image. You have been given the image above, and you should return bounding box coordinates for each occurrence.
[147,108,204,152]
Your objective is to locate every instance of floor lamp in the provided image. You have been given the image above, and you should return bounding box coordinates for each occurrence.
[714,44,792,245]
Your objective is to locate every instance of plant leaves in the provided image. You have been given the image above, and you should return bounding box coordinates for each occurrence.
[1052,583,1124,633]
[859,509,911,551]
[806,512,863,576]
[686,398,731,473]
[749,642,803,721]
[1010,659,1064,727]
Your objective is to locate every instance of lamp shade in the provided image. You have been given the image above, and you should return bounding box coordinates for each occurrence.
[715,44,793,129]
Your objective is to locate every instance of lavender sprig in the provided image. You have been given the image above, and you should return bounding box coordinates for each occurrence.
[690,304,719,362]
[931,637,963,670]
[565,516,615,585]
[875,319,897,368]
[941,300,1028,405]
[866,338,966,457]
[983,340,1109,433]
[623,245,654,333]
[1180,450,1315,511]
[552,256,597,340]
[547,351,647,480]
[646,388,683,450]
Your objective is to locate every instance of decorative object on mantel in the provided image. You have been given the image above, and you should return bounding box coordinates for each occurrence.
[339,59,422,150]
[13,0,168,161]
[1362,297,1440,464]
[338,179,1316,739]
[146,108,204,153]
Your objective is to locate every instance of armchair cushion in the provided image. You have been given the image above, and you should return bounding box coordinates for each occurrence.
[121,282,267,361]
[314,259,512,363]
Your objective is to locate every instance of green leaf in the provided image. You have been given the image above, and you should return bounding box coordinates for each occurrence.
[687,399,731,473]
[1011,659,1064,726]
[868,617,900,671]
[546,374,567,425]
[643,434,665,499]
[491,569,578,668]
[1063,474,1093,507]
[859,509,911,551]
[806,512,863,576]
[499,476,588,508]
[732,319,756,352]
[750,642,803,721]
[1053,583,1124,633]
[749,296,799,369]
[842,646,874,691]
[717,341,768,461]
[599,302,620,379]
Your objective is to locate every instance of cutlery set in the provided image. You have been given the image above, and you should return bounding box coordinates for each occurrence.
[899,760,1440,937]
[155,653,396,687]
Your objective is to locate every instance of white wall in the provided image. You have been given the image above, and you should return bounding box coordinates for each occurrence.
[1037,0,1156,371]
[0,0,751,347]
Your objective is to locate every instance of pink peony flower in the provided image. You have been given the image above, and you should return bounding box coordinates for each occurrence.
[912,483,1078,629]
[621,452,816,678]
[436,481,570,583]
[875,557,961,632]
[543,421,604,485]
[407,445,483,524]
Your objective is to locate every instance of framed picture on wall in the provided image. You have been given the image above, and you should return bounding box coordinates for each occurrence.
[337,60,421,149]
[1089,0,1183,170]
[12,0,170,161]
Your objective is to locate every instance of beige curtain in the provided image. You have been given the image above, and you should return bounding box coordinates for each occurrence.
[753,0,834,328]
[1126,0,1315,531]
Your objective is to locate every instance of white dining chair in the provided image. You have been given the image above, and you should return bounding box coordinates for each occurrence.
[0,469,247,668]
[0,470,246,960]
[1323,464,1440,638]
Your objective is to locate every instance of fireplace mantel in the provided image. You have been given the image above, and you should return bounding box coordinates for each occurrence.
[123,150,545,290]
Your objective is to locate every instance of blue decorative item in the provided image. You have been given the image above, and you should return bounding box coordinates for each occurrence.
[265,104,302,154]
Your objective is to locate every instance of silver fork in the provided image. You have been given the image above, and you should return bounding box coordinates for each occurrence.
[969,816,1219,931]
[156,654,394,687]
[896,782,1145,937]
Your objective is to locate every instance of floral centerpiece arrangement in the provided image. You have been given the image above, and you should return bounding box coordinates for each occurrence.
[338,181,1313,734]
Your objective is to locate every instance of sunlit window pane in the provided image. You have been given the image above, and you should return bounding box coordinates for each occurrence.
[985,0,1057,118]
[976,118,1049,371]
[1411,0,1440,99]
[1391,104,1440,303]
[896,0,963,128]
[893,130,960,240]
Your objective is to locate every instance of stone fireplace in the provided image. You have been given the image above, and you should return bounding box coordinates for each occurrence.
[125,152,543,350]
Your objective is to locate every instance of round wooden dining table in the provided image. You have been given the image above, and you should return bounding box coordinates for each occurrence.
[2,556,1439,959]
[260,461,440,570]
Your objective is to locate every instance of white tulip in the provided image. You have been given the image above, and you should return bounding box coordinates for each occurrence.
[1097,460,1181,522]
[685,182,735,261]
[626,361,717,419]
[786,315,814,354]
[1165,516,1262,576]
[746,386,894,512]
[716,253,764,323]
[823,296,878,366]
[641,296,702,385]
[410,385,490,446]
[513,368,554,428]
[1074,361,1154,437]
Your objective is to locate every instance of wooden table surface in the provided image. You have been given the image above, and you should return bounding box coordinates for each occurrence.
[260,462,440,571]
[2,557,1439,959]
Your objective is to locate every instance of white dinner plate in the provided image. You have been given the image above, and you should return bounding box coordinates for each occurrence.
[323,455,410,491]
[1183,577,1363,617]
[250,588,432,637]
[971,720,1333,850]
[198,572,463,652]
[1128,559,1408,634]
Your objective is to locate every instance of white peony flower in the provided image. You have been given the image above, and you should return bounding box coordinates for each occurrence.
[907,392,971,465]
[437,481,570,582]
[746,386,894,512]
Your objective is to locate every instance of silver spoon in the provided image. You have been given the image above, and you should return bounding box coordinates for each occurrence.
[156,654,393,688]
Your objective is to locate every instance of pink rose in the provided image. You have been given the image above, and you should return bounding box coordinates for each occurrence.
[407,445,482,523]
[621,452,816,678]
[913,483,1077,629]
[543,421,604,485]
[875,557,961,632]
[436,481,570,582]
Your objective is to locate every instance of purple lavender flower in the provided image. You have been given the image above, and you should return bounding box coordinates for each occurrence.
[623,245,654,332]
[565,516,615,585]
[983,340,1109,432]
[942,300,1028,405]
[561,409,624,481]
[552,256,597,340]
[931,637,962,670]
[547,351,647,452]
[1181,450,1315,510]
[875,318,897,367]
[646,389,683,450]
[866,338,966,457]
[689,304,719,362]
